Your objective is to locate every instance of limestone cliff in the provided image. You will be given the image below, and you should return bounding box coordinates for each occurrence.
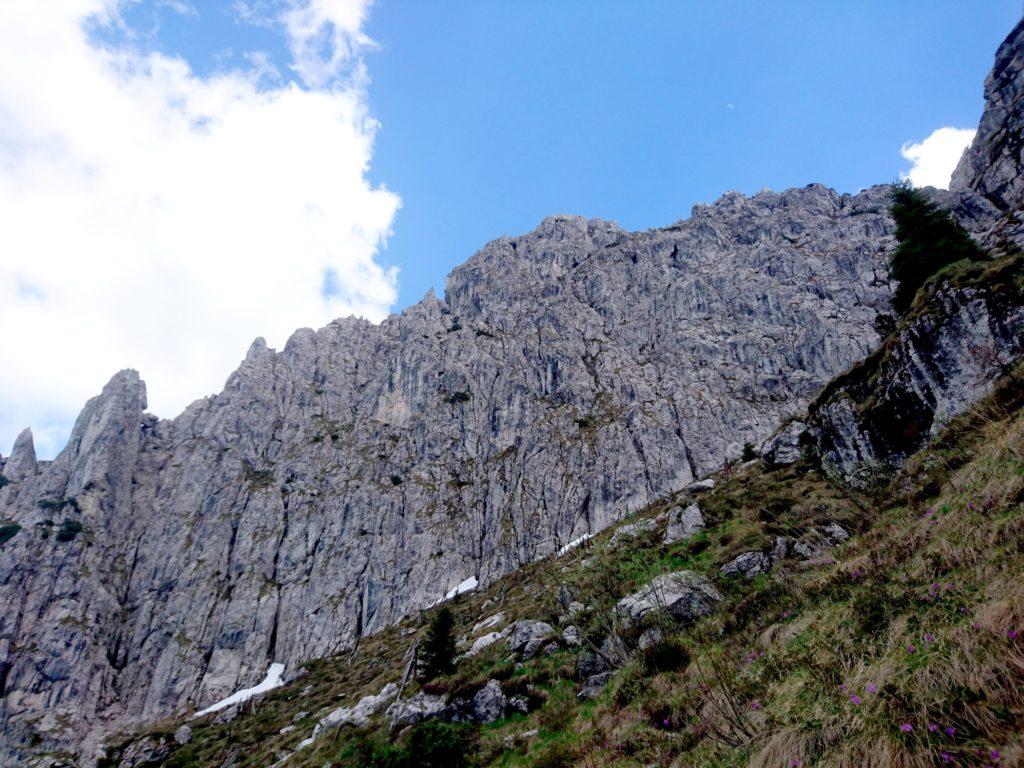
[0,185,895,760]
[3,16,1024,767]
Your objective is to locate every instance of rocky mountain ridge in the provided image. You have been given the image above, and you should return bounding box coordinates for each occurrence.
[3,17,1024,766]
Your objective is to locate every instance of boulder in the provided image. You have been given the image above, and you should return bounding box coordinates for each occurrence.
[315,683,398,734]
[770,536,791,563]
[468,680,508,724]
[562,625,583,647]
[720,551,772,579]
[509,697,530,714]
[521,635,558,660]
[442,680,527,725]
[793,540,823,560]
[502,620,554,658]
[686,478,716,493]
[173,725,192,746]
[575,649,611,680]
[637,627,664,650]
[212,705,238,725]
[664,503,704,544]
[386,691,448,729]
[117,736,170,768]
[615,571,722,633]
[824,522,850,545]
[556,584,574,612]
[792,524,849,560]
[471,612,505,634]
[465,631,502,657]
[578,672,614,701]
[612,518,657,544]
[760,421,807,466]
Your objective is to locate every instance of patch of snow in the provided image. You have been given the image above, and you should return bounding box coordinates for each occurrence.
[556,533,594,557]
[432,575,478,606]
[193,663,285,718]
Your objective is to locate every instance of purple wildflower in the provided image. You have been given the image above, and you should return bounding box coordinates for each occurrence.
[751,700,761,711]
[907,644,917,653]
[945,726,956,737]
[924,633,935,644]
[973,623,982,631]
[850,694,862,705]
[1009,629,1019,640]
[929,723,939,732]
[865,683,877,694]
[789,760,801,767]
[900,723,913,733]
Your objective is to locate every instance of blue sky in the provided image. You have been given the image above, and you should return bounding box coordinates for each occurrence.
[0,0,1020,459]
[364,0,1020,307]
[103,0,1023,308]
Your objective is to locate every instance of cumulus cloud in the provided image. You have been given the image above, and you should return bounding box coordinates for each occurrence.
[0,0,400,458]
[900,126,977,189]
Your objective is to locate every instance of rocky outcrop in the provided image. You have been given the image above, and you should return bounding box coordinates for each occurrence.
[720,551,772,579]
[611,518,657,544]
[615,571,722,634]
[0,180,899,763]
[384,680,525,730]
[313,682,398,735]
[11,18,1024,765]
[952,19,1024,253]
[577,672,614,701]
[809,257,1024,485]
[386,691,448,729]
[760,421,807,466]
[1,429,37,483]
[503,620,556,660]
[664,503,704,544]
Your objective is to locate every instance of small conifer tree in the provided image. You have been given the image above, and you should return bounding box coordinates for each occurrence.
[420,607,456,680]
[889,181,985,315]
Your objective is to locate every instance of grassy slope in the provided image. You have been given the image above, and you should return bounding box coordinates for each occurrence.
[109,359,1024,768]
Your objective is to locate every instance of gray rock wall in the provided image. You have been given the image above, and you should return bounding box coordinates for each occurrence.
[809,262,1024,485]
[952,19,1024,252]
[0,183,896,761]
[5,15,1024,765]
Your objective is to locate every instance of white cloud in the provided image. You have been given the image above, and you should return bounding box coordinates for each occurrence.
[282,0,375,87]
[0,0,400,458]
[900,126,976,189]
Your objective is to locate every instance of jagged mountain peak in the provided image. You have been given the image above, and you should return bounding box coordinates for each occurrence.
[5,15,1024,767]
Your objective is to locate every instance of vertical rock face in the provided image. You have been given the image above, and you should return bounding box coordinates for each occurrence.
[0,185,896,762]
[808,259,1024,485]
[2,17,1023,765]
[952,19,1024,252]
